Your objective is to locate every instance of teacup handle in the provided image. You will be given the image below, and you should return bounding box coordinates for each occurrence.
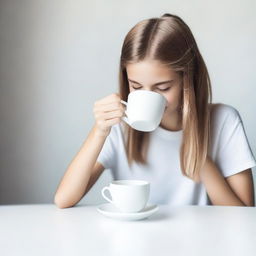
[120,100,130,125]
[101,186,114,203]
[120,100,127,107]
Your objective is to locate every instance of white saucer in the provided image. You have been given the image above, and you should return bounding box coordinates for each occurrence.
[97,203,159,221]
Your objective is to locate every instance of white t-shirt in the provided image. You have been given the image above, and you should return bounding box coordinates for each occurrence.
[97,103,256,206]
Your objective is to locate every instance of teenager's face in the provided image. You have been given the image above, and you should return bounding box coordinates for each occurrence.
[126,60,183,116]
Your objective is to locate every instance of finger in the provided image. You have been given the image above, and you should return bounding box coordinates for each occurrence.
[95,93,120,105]
[103,109,125,120]
[105,117,121,126]
[95,102,126,113]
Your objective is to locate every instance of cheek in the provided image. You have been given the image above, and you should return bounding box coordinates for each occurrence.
[164,90,182,108]
[129,86,135,93]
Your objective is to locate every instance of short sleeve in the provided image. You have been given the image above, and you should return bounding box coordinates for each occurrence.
[215,106,256,177]
[96,125,117,169]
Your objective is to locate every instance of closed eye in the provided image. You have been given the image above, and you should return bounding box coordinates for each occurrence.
[131,86,171,91]
[157,87,170,91]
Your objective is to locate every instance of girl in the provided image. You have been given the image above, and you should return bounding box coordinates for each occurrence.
[54,13,256,208]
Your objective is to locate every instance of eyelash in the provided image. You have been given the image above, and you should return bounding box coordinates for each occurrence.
[131,86,170,92]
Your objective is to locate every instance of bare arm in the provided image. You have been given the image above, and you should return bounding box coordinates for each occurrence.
[54,93,125,208]
[200,156,255,206]
[54,125,108,208]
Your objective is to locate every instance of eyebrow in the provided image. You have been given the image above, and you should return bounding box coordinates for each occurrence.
[128,79,173,86]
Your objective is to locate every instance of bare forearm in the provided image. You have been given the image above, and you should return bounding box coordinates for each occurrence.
[54,125,108,208]
[200,157,245,206]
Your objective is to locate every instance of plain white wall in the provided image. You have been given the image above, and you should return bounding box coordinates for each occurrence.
[0,0,255,205]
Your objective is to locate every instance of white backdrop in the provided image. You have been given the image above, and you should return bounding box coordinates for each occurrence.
[0,0,255,204]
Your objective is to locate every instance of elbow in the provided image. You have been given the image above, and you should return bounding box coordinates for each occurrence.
[240,197,255,207]
[243,201,255,207]
[54,193,75,209]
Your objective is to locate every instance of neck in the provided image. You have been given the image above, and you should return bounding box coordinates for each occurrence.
[160,110,182,131]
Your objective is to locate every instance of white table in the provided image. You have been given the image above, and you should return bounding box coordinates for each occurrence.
[0,204,255,256]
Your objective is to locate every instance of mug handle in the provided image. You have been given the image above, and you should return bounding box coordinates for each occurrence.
[120,100,130,125]
[101,186,114,203]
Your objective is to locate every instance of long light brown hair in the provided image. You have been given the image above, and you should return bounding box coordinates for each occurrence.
[118,13,212,183]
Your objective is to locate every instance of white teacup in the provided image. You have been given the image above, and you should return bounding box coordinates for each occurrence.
[101,180,150,213]
[120,90,167,132]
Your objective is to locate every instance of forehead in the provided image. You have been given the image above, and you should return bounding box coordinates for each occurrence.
[126,60,178,80]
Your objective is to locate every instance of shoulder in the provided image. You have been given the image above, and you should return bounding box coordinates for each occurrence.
[107,122,126,140]
[209,103,241,126]
[111,122,125,133]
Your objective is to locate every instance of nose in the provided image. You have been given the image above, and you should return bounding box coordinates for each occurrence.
[143,88,155,92]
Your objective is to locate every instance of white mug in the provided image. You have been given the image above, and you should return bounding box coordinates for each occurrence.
[101,180,150,213]
[120,90,167,132]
